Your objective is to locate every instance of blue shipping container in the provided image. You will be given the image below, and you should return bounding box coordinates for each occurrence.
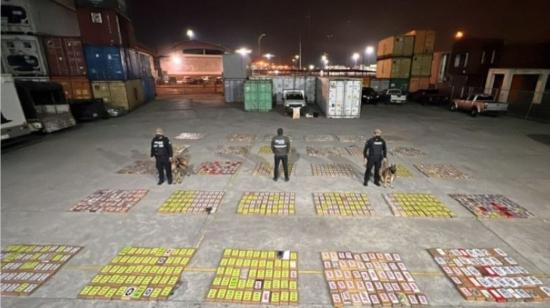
[84,46,128,80]
[142,77,155,101]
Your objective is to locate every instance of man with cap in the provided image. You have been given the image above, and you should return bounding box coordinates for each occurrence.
[363,128,387,186]
[150,128,173,185]
[271,128,291,182]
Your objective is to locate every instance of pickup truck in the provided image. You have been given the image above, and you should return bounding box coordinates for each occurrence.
[283,90,306,112]
[381,88,407,104]
[450,94,508,116]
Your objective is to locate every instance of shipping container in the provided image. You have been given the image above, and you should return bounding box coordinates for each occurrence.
[316,77,361,119]
[411,54,433,77]
[51,76,92,100]
[1,34,48,76]
[370,79,390,92]
[91,79,144,111]
[377,35,414,58]
[1,0,80,36]
[376,58,411,79]
[244,80,272,112]
[75,0,127,15]
[388,78,409,92]
[137,51,153,77]
[84,46,128,80]
[222,54,249,79]
[43,36,87,76]
[141,76,155,101]
[430,52,448,84]
[224,78,245,103]
[405,30,436,54]
[125,48,140,79]
[252,75,316,104]
[63,37,87,76]
[409,77,431,92]
[77,8,132,46]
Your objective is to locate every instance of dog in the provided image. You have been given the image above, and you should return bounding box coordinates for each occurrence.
[379,159,397,188]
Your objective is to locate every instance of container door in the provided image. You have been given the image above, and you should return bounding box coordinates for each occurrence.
[109,81,129,110]
[44,37,69,76]
[244,81,257,111]
[63,38,87,76]
[344,80,361,117]
[105,47,126,80]
[329,80,344,117]
[71,77,92,100]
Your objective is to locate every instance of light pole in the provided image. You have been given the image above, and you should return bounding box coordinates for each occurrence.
[364,46,374,66]
[257,33,267,59]
[186,29,194,40]
[352,53,360,68]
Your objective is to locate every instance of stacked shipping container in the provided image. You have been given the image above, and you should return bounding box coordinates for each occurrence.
[375,30,436,92]
[76,1,155,111]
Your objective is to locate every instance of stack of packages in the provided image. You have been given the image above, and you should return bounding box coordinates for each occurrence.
[76,0,156,112]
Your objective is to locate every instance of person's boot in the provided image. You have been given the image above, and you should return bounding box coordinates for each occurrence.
[157,180,164,185]
[284,177,289,182]
[363,181,368,186]
[273,177,278,182]
[374,182,381,187]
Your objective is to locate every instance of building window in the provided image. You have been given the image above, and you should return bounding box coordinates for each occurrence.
[454,54,461,68]
[464,52,469,68]
[481,51,486,64]
[490,50,496,64]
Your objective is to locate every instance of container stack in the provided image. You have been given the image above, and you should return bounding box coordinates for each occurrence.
[375,30,436,92]
[407,30,435,92]
[76,0,155,111]
[375,35,414,92]
[222,54,249,103]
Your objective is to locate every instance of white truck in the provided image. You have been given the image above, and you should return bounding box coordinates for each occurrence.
[450,93,508,116]
[382,88,407,104]
[283,89,306,113]
[1,74,41,140]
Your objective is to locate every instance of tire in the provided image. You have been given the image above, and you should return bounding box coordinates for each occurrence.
[449,104,457,111]
[470,108,478,117]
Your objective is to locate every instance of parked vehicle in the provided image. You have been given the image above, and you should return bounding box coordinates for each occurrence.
[381,88,407,104]
[283,90,307,114]
[1,74,41,141]
[361,87,379,104]
[408,89,449,105]
[450,94,508,117]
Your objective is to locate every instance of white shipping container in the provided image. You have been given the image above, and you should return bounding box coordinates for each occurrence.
[223,54,249,79]
[1,74,37,140]
[224,78,245,103]
[1,34,48,76]
[316,77,361,119]
[1,0,80,36]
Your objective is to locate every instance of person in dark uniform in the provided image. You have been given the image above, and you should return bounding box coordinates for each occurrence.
[363,128,387,186]
[150,128,173,185]
[271,128,291,182]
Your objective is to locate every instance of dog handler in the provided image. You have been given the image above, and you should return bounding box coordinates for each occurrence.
[150,128,173,185]
[363,128,387,186]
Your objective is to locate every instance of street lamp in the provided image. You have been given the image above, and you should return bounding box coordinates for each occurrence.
[236,47,252,56]
[264,53,274,60]
[455,31,464,39]
[186,29,194,40]
[308,64,314,70]
[352,52,360,68]
[364,46,374,65]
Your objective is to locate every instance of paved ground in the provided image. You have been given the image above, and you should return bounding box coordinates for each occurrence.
[2,94,550,307]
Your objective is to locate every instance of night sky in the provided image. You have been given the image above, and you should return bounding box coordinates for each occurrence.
[129,0,550,65]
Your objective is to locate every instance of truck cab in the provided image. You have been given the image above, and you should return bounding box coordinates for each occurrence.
[283,89,306,112]
[451,93,508,116]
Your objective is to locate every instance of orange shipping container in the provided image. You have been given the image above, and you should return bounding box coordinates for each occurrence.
[51,76,92,100]
[409,77,431,92]
[405,30,436,54]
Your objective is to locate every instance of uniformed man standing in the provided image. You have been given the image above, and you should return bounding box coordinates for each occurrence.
[363,128,387,186]
[150,128,173,185]
[271,128,290,182]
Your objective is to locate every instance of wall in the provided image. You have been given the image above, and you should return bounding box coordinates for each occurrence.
[159,54,222,76]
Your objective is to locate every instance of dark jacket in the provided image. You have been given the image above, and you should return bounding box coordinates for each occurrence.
[271,135,290,156]
[151,135,173,159]
[363,136,387,160]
